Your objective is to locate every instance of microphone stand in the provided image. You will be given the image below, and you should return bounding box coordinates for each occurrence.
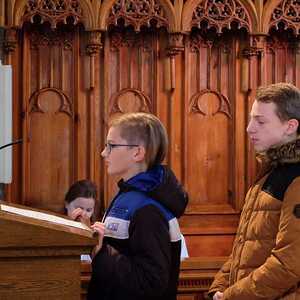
[0,139,23,150]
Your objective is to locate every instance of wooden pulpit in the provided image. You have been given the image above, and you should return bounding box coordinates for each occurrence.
[0,201,97,299]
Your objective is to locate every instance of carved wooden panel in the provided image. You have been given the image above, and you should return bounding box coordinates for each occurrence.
[101,27,161,204]
[184,31,249,213]
[23,0,83,29]
[0,28,4,60]
[269,0,300,35]
[191,0,251,33]
[4,0,300,273]
[265,34,300,85]
[22,24,77,212]
[107,0,169,31]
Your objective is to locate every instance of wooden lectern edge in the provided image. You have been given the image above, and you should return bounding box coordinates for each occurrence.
[0,200,97,240]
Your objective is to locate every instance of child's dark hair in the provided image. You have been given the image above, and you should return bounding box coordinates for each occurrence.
[65,180,97,203]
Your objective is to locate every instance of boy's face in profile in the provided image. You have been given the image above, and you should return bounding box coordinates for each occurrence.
[101,126,145,180]
[247,100,292,152]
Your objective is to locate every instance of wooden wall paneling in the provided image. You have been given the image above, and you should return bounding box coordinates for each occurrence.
[166,33,185,177]
[265,34,300,85]
[102,30,111,209]
[265,37,275,84]
[102,27,161,203]
[286,40,296,83]
[0,28,4,60]
[234,36,247,211]
[85,30,103,216]
[156,30,169,160]
[185,32,234,212]
[22,28,31,205]
[295,41,300,87]
[0,1,4,26]
[180,30,250,257]
[243,35,265,191]
[21,25,79,213]
[75,26,83,180]
[6,0,300,297]
[180,212,238,256]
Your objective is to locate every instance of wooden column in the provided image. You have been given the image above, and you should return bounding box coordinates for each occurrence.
[86,31,103,180]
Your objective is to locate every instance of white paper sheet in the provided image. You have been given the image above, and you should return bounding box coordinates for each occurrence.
[0,204,91,231]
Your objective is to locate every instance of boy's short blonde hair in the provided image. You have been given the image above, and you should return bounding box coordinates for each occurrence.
[110,113,168,169]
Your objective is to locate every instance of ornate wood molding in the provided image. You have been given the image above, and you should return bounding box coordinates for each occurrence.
[22,0,84,29]
[29,87,73,117]
[190,89,232,118]
[86,31,103,89]
[166,33,185,90]
[109,30,152,51]
[270,0,300,35]
[191,0,251,33]
[166,33,185,57]
[3,28,18,53]
[107,0,169,31]
[29,27,73,50]
[86,31,103,56]
[240,34,266,92]
[109,88,152,114]
[242,35,266,58]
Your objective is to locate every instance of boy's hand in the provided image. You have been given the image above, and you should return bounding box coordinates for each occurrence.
[213,291,224,300]
[91,222,106,257]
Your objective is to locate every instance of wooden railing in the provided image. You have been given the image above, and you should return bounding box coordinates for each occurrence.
[80,257,227,300]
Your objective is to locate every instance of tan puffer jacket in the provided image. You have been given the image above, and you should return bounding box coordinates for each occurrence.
[209,137,300,300]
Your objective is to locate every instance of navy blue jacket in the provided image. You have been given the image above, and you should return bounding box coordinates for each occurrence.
[87,165,188,300]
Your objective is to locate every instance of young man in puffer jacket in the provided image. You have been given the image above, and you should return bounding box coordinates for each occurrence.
[209,82,300,300]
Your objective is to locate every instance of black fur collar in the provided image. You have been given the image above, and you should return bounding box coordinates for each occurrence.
[266,136,300,165]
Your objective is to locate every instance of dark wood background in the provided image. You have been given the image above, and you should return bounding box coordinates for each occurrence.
[1,0,299,298]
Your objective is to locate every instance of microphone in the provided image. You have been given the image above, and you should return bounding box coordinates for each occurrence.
[0,139,23,150]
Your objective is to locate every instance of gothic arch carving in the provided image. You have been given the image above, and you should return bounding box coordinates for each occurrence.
[262,0,300,35]
[29,87,73,117]
[98,0,177,32]
[109,88,152,114]
[12,0,96,29]
[190,89,232,118]
[182,0,258,33]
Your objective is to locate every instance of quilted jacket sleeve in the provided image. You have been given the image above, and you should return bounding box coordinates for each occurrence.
[223,177,300,300]
[208,256,232,297]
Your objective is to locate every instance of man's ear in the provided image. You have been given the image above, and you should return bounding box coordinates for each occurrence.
[133,145,146,162]
[286,119,299,135]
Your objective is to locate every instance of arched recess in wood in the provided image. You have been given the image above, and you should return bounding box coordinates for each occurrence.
[181,0,258,33]
[11,0,96,29]
[98,0,177,32]
[262,0,300,35]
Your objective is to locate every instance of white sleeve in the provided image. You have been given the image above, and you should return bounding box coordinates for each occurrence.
[180,234,189,260]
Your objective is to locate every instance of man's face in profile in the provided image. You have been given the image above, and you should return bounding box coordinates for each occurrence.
[247,100,290,152]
